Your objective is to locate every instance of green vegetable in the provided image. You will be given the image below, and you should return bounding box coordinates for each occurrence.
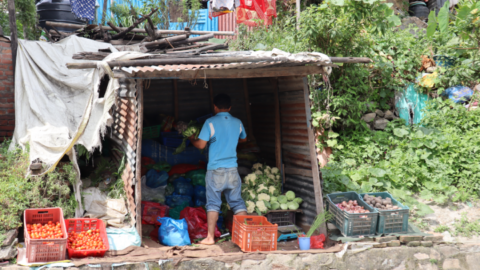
[278,195,288,204]
[270,196,278,203]
[174,121,202,155]
[287,201,299,210]
[280,203,288,210]
[286,191,296,201]
[264,200,271,209]
[271,202,280,210]
[293,197,303,204]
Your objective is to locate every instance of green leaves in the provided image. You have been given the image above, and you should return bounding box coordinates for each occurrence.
[438,1,450,33]
[393,128,409,137]
[330,0,345,6]
[427,11,437,37]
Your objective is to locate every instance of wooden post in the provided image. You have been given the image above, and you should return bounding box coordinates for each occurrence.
[273,78,282,171]
[242,79,254,140]
[302,77,327,235]
[102,0,108,25]
[208,79,214,113]
[173,79,179,120]
[135,79,144,238]
[7,0,18,78]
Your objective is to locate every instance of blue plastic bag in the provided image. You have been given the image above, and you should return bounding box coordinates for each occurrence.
[173,177,194,196]
[193,185,207,207]
[146,169,169,188]
[106,226,141,250]
[158,217,191,246]
[166,195,193,208]
[442,86,473,103]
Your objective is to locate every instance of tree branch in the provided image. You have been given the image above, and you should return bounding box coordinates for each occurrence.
[111,8,158,40]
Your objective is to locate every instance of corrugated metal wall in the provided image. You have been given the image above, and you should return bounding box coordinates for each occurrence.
[216,12,237,39]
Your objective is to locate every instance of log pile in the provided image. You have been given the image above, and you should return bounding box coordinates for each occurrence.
[43,8,232,55]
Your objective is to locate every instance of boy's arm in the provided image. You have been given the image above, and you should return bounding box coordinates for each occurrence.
[239,122,247,143]
[189,135,208,149]
[190,121,210,150]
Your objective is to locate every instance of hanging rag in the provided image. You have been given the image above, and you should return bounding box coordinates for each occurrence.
[70,0,96,21]
[209,0,240,18]
[236,0,277,26]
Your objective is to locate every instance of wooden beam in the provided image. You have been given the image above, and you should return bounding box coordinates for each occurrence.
[127,65,327,79]
[173,79,179,120]
[142,34,187,48]
[7,0,18,78]
[208,79,214,113]
[330,57,372,63]
[135,79,144,238]
[101,0,108,25]
[273,78,282,171]
[242,79,254,140]
[302,77,327,236]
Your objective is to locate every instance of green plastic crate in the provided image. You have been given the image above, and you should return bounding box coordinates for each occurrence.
[143,125,161,140]
[326,192,378,237]
[360,192,409,234]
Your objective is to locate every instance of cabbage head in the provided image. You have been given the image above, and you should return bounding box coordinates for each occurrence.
[280,203,288,210]
[270,196,278,203]
[278,195,288,204]
[293,197,303,204]
[271,202,280,210]
[285,191,296,201]
[287,201,299,210]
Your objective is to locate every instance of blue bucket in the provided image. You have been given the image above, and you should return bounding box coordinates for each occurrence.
[298,237,311,250]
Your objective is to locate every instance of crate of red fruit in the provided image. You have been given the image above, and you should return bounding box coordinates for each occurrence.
[24,208,68,263]
[232,215,278,252]
[360,192,409,234]
[326,192,378,237]
[65,218,109,258]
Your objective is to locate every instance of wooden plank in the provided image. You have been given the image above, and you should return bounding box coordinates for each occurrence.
[135,79,144,237]
[208,79,214,113]
[130,66,327,80]
[7,0,17,78]
[243,79,254,140]
[173,79,179,120]
[302,77,327,235]
[272,78,282,171]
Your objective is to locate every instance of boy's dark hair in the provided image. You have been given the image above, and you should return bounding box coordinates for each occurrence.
[213,94,231,109]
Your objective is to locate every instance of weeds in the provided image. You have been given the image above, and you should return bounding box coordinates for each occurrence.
[434,225,450,233]
[452,212,480,238]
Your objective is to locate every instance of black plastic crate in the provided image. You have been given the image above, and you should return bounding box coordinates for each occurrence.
[326,192,378,237]
[263,210,298,227]
[360,192,409,234]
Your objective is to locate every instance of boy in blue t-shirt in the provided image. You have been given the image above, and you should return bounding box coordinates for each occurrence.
[189,94,248,245]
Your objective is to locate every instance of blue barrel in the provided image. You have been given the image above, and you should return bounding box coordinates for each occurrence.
[36,0,85,32]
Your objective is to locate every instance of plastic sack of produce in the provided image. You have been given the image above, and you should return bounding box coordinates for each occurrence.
[146,169,169,188]
[168,173,181,184]
[185,169,206,186]
[193,185,207,207]
[141,157,156,176]
[168,164,205,176]
[141,176,166,203]
[442,85,473,103]
[310,234,326,249]
[169,201,190,219]
[141,201,169,226]
[106,226,141,250]
[180,207,221,240]
[166,195,193,208]
[173,177,194,196]
[165,184,175,196]
[151,161,171,172]
[157,217,191,246]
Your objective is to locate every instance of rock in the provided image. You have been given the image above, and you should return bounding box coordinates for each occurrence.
[418,264,439,270]
[394,110,399,117]
[466,254,480,270]
[362,113,376,123]
[421,241,433,247]
[407,241,421,247]
[375,109,385,118]
[423,214,440,226]
[442,259,461,269]
[423,234,443,242]
[426,67,438,73]
[1,229,17,247]
[384,110,395,120]
[0,238,18,261]
[387,240,401,247]
[30,163,42,170]
[442,231,455,243]
[399,235,424,243]
[374,118,389,130]
[414,253,430,260]
[373,243,387,248]
[375,236,397,243]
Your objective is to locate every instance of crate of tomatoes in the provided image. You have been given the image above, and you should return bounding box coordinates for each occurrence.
[24,208,68,263]
[65,218,109,258]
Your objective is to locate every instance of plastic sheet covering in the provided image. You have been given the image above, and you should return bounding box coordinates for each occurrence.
[11,36,148,217]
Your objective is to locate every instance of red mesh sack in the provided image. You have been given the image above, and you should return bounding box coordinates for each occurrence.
[168,163,205,176]
[141,157,156,176]
[141,201,169,226]
[180,207,221,240]
[310,234,326,249]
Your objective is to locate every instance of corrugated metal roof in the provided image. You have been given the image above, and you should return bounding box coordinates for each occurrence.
[120,58,330,75]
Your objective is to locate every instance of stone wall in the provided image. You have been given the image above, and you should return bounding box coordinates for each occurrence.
[0,37,15,143]
[361,109,399,131]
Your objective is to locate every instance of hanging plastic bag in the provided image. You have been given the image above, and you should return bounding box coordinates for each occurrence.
[146,169,169,188]
[106,226,141,250]
[180,207,221,240]
[168,164,205,176]
[141,176,166,203]
[169,201,190,220]
[142,201,169,226]
[193,185,207,207]
[158,217,191,246]
[173,177,194,196]
[166,195,193,208]
[310,234,326,249]
[186,169,206,186]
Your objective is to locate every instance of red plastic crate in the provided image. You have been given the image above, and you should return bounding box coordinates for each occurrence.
[65,218,109,258]
[232,215,278,252]
[24,208,68,263]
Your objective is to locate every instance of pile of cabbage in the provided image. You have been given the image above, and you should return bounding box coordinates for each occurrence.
[240,163,303,215]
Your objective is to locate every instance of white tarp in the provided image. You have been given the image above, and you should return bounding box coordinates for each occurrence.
[11,36,145,217]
